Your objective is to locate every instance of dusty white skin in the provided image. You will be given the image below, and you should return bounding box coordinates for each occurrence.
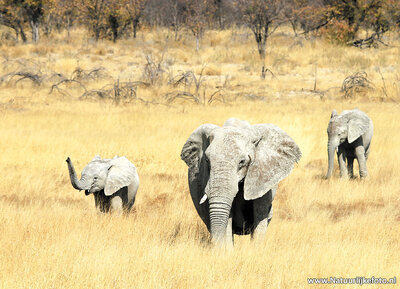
[66,155,139,214]
[326,109,373,179]
[181,118,301,247]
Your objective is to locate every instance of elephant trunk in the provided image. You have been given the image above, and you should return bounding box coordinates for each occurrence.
[209,197,232,244]
[326,141,337,178]
[207,167,237,246]
[66,157,90,190]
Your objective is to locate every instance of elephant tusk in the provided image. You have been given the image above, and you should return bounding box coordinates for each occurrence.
[199,194,208,204]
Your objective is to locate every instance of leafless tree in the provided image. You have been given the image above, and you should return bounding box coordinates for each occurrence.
[237,0,284,78]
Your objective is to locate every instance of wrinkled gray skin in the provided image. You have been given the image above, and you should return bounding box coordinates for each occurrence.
[181,118,302,247]
[326,109,373,179]
[66,155,139,214]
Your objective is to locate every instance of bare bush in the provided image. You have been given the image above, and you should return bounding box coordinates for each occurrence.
[80,79,152,104]
[0,71,43,85]
[49,79,88,97]
[142,53,166,85]
[48,65,110,97]
[350,32,389,49]
[165,66,227,104]
[0,57,46,85]
[70,66,108,81]
[341,72,374,98]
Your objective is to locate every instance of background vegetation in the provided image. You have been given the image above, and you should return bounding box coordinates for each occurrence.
[0,1,399,288]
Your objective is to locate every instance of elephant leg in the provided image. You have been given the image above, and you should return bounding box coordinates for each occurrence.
[251,189,274,240]
[365,143,371,160]
[337,148,348,178]
[125,196,136,212]
[94,192,110,213]
[126,184,138,212]
[355,146,368,178]
[93,193,101,211]
[347,157,354,178]
[252,207,273,240]
[110,196,123,215]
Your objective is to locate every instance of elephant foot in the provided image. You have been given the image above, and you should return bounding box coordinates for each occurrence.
[360,171,368,179]
[211,237,233,249]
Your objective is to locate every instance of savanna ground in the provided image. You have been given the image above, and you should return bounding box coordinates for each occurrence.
[0,27,399,288]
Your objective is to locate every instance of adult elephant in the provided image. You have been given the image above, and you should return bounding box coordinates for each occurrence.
[66,155,139,213]
[326,109,373,179]
[181,118,301,247]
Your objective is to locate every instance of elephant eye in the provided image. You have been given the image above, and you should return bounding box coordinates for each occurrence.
[238,159,246,169]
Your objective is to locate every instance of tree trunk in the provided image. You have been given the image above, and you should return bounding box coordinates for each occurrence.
[290,20,297,37]
[109,15,119,43]
[67,17,71,39]
[174,26,179,41]
[216,0,223,29]
[132,18,139,39]
[260,50,266,79]
[95,28,100,42]
[195,34,200,52]
[44,15,52,36]
[14,28,19,42]
[261,65,266,79]
[255,29,267,79]
[30,20,39,43]
[18,22,27,43]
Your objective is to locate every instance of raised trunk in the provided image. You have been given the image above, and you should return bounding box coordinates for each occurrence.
[66,158,90,190]
[326,142,337,178]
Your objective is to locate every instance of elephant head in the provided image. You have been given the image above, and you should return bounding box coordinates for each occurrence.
[326,109,370,178]
[181,120,301,246]
[66,155,137,196]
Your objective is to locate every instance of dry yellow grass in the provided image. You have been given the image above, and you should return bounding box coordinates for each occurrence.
[0,28,399,288]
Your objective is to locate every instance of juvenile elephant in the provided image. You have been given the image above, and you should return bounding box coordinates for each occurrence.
[326,109,373,179]
[66,155,139,213]
[181,118,301,247]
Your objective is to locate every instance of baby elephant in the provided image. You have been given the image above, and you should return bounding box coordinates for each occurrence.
[66,155,139,213]
[326,109,373,179]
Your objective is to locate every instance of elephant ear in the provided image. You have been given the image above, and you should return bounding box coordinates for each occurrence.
[181,124,218,226]
[244,124,302,201]
[104,157,137,196]
[91,155,101,162]
[181,124,218,169]
[347,109,370,143]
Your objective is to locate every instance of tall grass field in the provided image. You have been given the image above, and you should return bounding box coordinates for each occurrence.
[0,28,399,288]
